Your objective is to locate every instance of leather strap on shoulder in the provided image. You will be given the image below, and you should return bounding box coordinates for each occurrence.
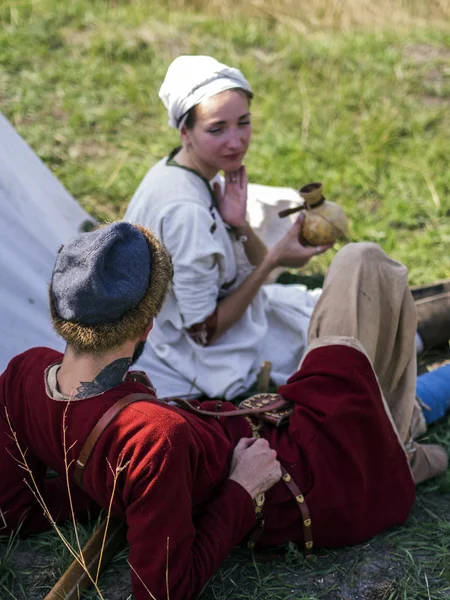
[73,393,156,488]
[74,392,291,488]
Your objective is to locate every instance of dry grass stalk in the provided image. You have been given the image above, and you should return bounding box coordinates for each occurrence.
[5,406,107,598]
[127,536,171,600]
[166,537,170,600]
[4,405,136,599]
[97,454,130,582]
[62,403,86,569]
[5,404,163,598]
[128,562,158,600]
[44,518,127,600]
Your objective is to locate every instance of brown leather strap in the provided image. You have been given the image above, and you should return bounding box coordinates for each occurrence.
[246,515,265,550]
[74,393,312,556]
[74,393,287,488]
[174,396,287,418]
[280,466,313,556]
[73,393,157,488]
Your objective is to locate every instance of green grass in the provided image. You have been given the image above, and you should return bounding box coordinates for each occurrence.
[1,0,450,598]
[1,0,450,283]
[0,528,25,600]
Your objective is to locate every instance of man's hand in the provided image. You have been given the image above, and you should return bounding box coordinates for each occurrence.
[267,213,333,269]
[229,437,282,498]
[213,166,248,229]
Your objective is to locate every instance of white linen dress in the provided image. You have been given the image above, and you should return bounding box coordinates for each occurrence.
[124,151,320,399]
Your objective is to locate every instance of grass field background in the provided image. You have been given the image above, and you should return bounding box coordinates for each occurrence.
[1,0,450,283]
[1,0,450,598]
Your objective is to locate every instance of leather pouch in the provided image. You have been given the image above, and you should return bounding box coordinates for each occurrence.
[239,393,294,427]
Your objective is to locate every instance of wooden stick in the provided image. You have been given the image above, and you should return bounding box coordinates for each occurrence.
[278,205,304,218]
[255,361,272,393]
[44,517,127,600]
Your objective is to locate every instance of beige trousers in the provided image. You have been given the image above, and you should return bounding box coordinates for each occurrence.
[307,242,426,443]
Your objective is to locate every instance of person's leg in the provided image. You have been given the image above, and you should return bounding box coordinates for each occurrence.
[308,242,418,442]
[307,242,447,483]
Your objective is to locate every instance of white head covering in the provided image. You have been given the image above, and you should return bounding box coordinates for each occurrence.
[159,55,253,129]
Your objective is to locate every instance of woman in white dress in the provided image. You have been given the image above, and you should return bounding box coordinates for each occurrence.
[125,55,333,399]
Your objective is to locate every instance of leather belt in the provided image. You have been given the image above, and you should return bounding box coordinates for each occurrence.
[244,416,313,556]
[280,466,313,556]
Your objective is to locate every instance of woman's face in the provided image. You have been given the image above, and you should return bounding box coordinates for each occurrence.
[181,89,252,179]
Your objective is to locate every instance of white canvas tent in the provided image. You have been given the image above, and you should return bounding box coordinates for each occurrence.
[0,113,95,371]
[0,113,299,373]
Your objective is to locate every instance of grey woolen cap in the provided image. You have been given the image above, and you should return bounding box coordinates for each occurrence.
[51,222,151,325]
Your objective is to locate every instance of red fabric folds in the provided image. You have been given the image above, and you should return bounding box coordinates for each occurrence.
[266,344,416,548]
[0,343,416,600]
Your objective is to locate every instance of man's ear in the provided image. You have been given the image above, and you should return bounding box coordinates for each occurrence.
[141,320,153,340]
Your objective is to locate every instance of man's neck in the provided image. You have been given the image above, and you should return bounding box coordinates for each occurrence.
[57,345,136,399]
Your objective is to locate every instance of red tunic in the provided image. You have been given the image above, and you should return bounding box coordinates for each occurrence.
[0,345,415,600]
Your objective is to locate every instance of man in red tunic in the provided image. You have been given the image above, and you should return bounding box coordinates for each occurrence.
[0,222,447,600]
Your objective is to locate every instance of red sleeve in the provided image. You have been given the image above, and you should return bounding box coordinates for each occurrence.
[123,432,256,600]
[0,357,95,537]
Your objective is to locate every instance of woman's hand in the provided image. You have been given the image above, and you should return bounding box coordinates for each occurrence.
[268,213,333,269]
[213,165,248,229]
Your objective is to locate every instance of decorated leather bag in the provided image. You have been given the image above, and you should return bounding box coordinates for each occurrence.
[238,393,294,426]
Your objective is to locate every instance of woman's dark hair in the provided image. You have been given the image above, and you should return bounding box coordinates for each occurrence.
[183,105,198,130]
[182,88,253,130]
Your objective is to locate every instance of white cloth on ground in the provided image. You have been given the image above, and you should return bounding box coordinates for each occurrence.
[159,55,252,129]
[125,154,320,399]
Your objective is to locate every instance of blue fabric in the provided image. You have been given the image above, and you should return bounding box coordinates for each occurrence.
[417,363,450,425]
[51,222,151,324]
